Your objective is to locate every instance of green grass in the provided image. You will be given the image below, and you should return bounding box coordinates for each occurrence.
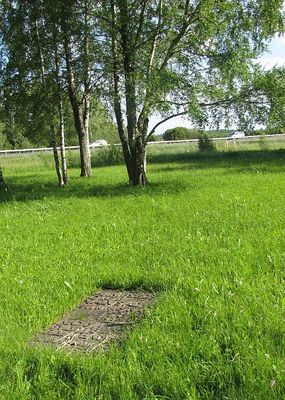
[0,148,285,399]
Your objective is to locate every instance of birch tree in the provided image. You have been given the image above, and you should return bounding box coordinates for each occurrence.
[1,0,68,185]
[1,0,101,180]
[32,3,66,186]
[56,0,103,177]
[39,0,104,178]
[100,0,283,186]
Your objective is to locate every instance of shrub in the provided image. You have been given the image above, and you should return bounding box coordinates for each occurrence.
[36,153,54,168]
[267,127,284,135]
[67,145,124,169]
[0,132,11,150]
[253,127,285,136]
[259,135,269,151]
[67,151,80,168]
[163,127,203,141]
[163,127,190,141]
[91,145,124,167]
[198,133,216,152]
[148,134,158,142]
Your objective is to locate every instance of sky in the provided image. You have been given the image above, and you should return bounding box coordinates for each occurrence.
[149,36,285,135]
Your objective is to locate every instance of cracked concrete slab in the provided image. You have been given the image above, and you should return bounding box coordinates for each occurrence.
[31,289,156,353]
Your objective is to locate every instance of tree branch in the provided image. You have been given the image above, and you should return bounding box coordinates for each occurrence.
[146,90,268,142]
[134,0,148,47]
[159,2,200,70]
[146,111,187,141]
[137,0,163,130]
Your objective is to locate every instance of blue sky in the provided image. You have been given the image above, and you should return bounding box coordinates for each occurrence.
[150,36,285,134]
[259,35,285,69]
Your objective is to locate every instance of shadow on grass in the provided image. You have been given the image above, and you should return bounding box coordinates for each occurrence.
[100,280,166,293]
[1,149,284,203]
[0,176,188,204]
[149,149,285,174]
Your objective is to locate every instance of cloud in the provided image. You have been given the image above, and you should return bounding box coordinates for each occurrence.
[258,56,285,70]
[256,35,285,69]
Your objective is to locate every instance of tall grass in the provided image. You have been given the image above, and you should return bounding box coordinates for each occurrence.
[0,148,284,399]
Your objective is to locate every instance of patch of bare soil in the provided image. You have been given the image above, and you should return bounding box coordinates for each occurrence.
[31,289,156,353]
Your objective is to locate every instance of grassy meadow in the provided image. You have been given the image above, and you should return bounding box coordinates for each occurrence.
[0,145,285,399]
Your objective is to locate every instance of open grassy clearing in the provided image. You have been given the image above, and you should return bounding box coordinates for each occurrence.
[0,148,285,399]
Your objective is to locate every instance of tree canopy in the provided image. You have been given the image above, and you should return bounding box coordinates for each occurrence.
[0,0,284,185]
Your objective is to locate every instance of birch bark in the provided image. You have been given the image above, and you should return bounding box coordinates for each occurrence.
[35,16,64,185]
[54,43,68,185]
[63,14,91,177]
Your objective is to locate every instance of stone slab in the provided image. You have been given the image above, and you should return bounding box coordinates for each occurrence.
[31,289,156,353]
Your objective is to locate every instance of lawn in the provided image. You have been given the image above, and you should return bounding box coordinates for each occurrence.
[0,148,284,399]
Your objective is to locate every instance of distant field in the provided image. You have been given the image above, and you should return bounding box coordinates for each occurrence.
[1,133,285,159]
[0,149,284,399]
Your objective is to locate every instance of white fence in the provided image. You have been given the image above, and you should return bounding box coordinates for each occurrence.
[0,134,285,156]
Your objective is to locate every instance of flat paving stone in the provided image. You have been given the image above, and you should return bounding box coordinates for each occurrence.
[31,289,156,353]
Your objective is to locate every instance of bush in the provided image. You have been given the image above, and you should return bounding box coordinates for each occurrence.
[163,127,203,141]
[251,127,285,136]
[0,132,11,150]
[67,145,124,169]
[3,128,33,149]
[148,134,158,142]
[198,133,216,152]
[259,135,269,151]
[92,145,124,167]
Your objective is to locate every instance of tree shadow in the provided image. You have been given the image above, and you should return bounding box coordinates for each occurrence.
[1,149,284,204]
[150,149,285,174]
[0,174,189,204]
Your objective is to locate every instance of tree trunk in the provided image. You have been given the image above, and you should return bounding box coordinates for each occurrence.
[130,139,147,186]
[51,127,64,186]
[64,32,91,177]
[54,41,68,185]
[132,154,147,186]
[35,15,66,185]
[59,101,68,185]
[117,0,149,186]
[111,0,133,182]
[78,128,91,177]
[67,87,91,178]
[0,166,5,188]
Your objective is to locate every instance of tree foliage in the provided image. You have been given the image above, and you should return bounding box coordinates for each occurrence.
[256,67,285,130]
[98,0,284,184]
[163,127,203,141]
[198,133,216,152]
[0,0,284,185]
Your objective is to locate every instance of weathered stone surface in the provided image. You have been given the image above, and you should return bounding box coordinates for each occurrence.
[32,289,156,353]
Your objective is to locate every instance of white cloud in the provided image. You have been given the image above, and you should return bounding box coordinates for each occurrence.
[256,34,285,69]
[258,56,285,69]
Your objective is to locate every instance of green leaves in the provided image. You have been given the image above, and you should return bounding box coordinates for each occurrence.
[1,0,284,174]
